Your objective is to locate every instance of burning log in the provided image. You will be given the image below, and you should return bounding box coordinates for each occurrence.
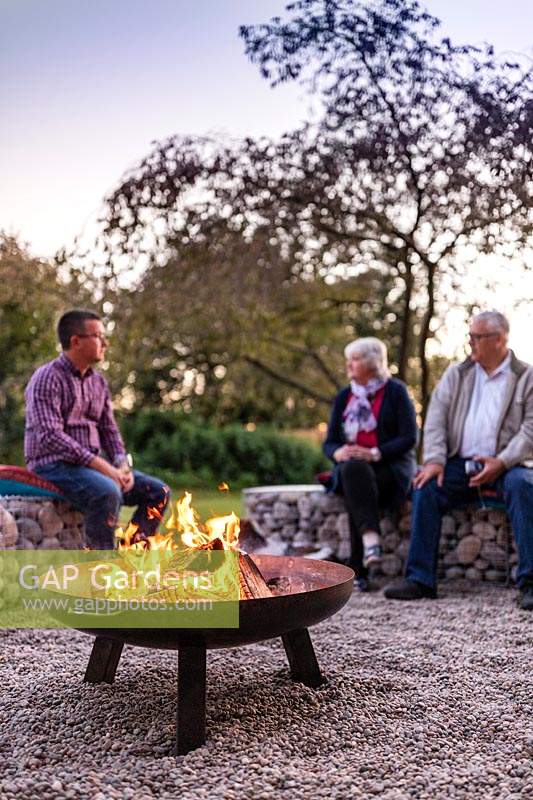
[196,539,272,599]
[238,553,272,599]
[116,491,273,599]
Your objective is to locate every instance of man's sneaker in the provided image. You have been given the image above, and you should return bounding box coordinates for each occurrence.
[518,586,533,611]
[384,578,437,600]
[363,544,382,569]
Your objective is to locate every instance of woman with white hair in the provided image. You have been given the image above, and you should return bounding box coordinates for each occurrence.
[323,337,417,590]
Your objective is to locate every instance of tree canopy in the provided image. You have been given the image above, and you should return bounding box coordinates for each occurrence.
[94,0,532,416]
[240,0,532,406]
[0,235,89,460]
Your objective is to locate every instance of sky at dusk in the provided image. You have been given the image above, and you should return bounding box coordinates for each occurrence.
[1,0,532,355]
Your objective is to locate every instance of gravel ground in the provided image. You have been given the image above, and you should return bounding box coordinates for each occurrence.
[1,581,532,800]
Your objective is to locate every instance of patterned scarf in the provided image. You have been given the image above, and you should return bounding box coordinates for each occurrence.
[342,378,387,443]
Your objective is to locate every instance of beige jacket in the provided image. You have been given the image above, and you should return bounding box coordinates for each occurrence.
[423,351,533,469]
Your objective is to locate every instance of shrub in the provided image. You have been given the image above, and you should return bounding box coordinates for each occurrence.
[120,411,329,489]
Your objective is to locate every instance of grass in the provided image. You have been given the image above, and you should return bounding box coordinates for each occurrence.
[119,486,244,528]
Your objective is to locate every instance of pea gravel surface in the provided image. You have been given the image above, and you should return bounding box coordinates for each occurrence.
[1,581,532,800]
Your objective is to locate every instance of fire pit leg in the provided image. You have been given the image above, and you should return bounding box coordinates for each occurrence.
[84,636,124,684]
[281,628,325,688]
[176,643,207,755]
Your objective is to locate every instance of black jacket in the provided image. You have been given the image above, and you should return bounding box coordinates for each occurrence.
[323,378,417,501]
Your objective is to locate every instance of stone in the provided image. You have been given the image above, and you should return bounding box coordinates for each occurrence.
[317,524,337,545]
[396,539,410,559]
[441,515,456,535]
[456,535,482,565]
[16,537,35,550]
[481,541,507,569]
[473,521,497,541]
[293,531,313,547]
[2,499,39,519]
[254,532,286,556]
[379,516,396,535]
[485,569,506,582]
[336,539,351,561]
[280,524,297,539]
[443,550,458,566]
[261,513,275,530]
[383,532,400,553]
[244,496,260,512]
[465,567,482,581]
[317,520,337,538]
[335,513,350,540]
[39,537,61,549]
[320,494,345,514]
[272,501,291,520]
[0,505,19,547]
[398,515,411,532]
[61,509,85,526]
[16,516,43,545]
[474,558,489,571]
[280,493,303,504]
[297,496,312,518]
[456,523,472,538]
[380,554,402,577]
[488,510,507,526]
[452,509,469,523]
[496,528,510,549]
[38,504,64,537]
[445,566,464,579]
[56,537,74,549]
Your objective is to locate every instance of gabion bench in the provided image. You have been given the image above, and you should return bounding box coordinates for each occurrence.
[0,466,86,550]
[243,485,516,584]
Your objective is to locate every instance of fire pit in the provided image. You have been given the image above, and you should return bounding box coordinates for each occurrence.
[80,554,353,755]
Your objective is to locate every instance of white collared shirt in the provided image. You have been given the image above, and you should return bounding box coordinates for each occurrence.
[460,352,512,458]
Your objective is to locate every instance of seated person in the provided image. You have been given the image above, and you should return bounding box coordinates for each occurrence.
[323,337,417,589]
[385,311,533,611]
[24,309,169,549]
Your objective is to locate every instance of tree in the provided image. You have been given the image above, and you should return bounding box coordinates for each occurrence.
[240,0,532,410]
[94,0,531,417]
[0,235,84,461]
[104,219,402,424]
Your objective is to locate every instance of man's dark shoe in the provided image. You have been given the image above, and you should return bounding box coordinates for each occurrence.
[518,586,533,611]
[384,578,437,600]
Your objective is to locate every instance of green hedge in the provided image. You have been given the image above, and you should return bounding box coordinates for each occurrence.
[119,410,329,489]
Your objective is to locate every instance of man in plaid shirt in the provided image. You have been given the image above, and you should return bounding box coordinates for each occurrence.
[25,309,169,548]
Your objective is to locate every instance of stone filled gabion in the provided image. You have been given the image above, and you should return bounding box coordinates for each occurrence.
[0,496,86,550]
[243,486,517,583]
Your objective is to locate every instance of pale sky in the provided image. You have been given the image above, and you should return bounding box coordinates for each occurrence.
[1,0,532,356]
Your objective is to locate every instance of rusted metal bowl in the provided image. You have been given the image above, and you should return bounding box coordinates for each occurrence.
[79,555,353,649]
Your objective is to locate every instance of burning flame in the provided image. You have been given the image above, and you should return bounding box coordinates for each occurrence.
[116,491,240,552]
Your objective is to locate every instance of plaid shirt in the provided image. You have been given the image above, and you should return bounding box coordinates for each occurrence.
[24,353,126,470]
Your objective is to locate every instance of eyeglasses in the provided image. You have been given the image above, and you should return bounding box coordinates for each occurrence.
[77,333,108,343]
[468,332,499,343]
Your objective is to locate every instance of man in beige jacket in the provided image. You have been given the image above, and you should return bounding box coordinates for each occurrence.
[385,311,533,610]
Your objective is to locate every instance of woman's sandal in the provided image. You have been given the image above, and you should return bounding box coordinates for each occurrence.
[363,543,382,568]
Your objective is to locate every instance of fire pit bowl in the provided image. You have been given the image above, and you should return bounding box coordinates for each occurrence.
[78,555,353,754]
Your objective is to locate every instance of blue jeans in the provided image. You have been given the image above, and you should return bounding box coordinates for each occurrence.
[35,461,170,549]
[405,456,533,590]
